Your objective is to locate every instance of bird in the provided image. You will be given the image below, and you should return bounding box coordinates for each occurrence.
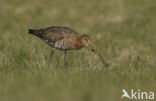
[28,26,106,66]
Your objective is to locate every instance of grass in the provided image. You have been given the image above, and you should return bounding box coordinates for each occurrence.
[0,0,156,101]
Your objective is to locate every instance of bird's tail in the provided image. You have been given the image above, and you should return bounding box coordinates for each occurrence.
[28,29,41,37]
[28,29,36,34]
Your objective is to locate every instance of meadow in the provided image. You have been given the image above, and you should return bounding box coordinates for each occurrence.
[0,0,156,101]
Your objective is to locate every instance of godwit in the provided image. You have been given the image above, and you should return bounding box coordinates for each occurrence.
[28,26,106,66]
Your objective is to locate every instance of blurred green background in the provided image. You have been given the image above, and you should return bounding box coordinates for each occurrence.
[0,0,156,101]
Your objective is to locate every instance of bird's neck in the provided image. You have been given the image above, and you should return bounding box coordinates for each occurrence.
[74,37,84,50]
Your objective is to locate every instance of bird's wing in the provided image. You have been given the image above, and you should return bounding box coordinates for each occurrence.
[42,31,64,42]
[35,26,78,42]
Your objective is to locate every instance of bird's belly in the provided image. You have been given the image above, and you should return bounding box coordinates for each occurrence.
[41,38,76,50]
[54,41,67,50]
[54,39,74,50]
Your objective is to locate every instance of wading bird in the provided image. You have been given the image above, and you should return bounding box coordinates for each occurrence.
[28,26,106,66]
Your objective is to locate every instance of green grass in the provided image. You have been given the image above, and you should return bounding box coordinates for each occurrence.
[0,0,156,101]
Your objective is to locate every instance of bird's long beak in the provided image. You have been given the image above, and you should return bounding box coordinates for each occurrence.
[89,44,106,65]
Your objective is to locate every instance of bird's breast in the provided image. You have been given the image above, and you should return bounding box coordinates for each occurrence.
[54,38,83,50]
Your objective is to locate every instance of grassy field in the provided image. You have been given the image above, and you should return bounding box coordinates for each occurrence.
[0,0,156,101]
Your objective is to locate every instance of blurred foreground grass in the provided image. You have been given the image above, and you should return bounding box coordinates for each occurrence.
[0,0,156,101]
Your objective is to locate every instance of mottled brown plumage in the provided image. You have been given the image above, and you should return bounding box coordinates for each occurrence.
[28,26,106,65]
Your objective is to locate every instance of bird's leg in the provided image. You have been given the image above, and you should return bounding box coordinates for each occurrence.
[64,50,68,66]
[49,48,55,63]
[51,48,55,58]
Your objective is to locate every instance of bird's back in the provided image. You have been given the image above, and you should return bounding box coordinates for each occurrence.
[29,26,78,41]
[28,26,80,50]
[42,26,78,35]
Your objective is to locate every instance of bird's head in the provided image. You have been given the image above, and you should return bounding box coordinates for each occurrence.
[80,34,106,65]
[80,35,93,50]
